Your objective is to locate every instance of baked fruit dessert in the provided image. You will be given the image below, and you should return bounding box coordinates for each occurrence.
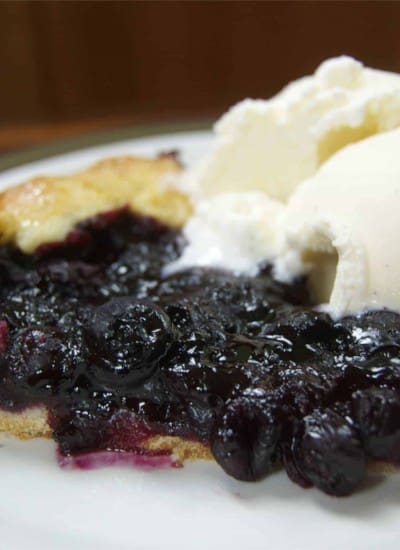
[2,56,400,497]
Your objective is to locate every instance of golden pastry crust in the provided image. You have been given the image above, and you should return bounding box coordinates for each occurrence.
[0,406,52,440]
[0,405,211,463]
[0,154,192,253]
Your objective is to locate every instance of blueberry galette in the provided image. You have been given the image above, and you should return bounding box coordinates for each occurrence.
[0,154,399,496]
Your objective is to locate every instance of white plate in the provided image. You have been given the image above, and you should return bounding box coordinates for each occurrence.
[0,131,399,550]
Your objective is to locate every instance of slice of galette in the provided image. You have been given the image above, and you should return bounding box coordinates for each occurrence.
[0,153,399,496]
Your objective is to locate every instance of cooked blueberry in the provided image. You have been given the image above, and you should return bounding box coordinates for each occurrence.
[163,346,249,408]
[0,256,25,284]
[290,408,366,496]
[353,388,400,462]
[164,300,226,343]
[184,399,220,440]
[362,345,400,387]
[281,438,312,489]
[53,400,116,455]
[342,311,400,358]
[344,310,400,339]
[39,260,103,286]
[88,297,175,388]
[210,395,280,481]
[275,362,338,417]
[329,364,372,402]
[7,327,80,396]
[263,310,350,361]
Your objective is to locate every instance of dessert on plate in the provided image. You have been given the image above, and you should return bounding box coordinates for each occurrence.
[1,56,400,496]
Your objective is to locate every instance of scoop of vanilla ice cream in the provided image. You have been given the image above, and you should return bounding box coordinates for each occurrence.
[171,56,400,316]
[276,128,400,316]
[165,193,283,276]
[183,56,400,202]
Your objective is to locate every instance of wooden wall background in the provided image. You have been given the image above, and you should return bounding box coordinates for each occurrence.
[1,1,400,147]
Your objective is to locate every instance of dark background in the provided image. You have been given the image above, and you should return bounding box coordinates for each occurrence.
[1,1,400,151]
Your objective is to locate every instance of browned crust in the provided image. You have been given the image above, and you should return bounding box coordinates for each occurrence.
[144,435,212,462]
[0,407,52,440]
[0,406,212,463]
[0,154,192,253]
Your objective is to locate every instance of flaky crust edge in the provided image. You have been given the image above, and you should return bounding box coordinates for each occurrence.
[0,406,212,462]
[0,154,192,253]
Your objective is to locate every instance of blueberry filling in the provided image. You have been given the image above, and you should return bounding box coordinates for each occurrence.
[0,208,400,496]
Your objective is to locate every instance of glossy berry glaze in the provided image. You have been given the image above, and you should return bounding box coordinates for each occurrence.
[1,207,400,496]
